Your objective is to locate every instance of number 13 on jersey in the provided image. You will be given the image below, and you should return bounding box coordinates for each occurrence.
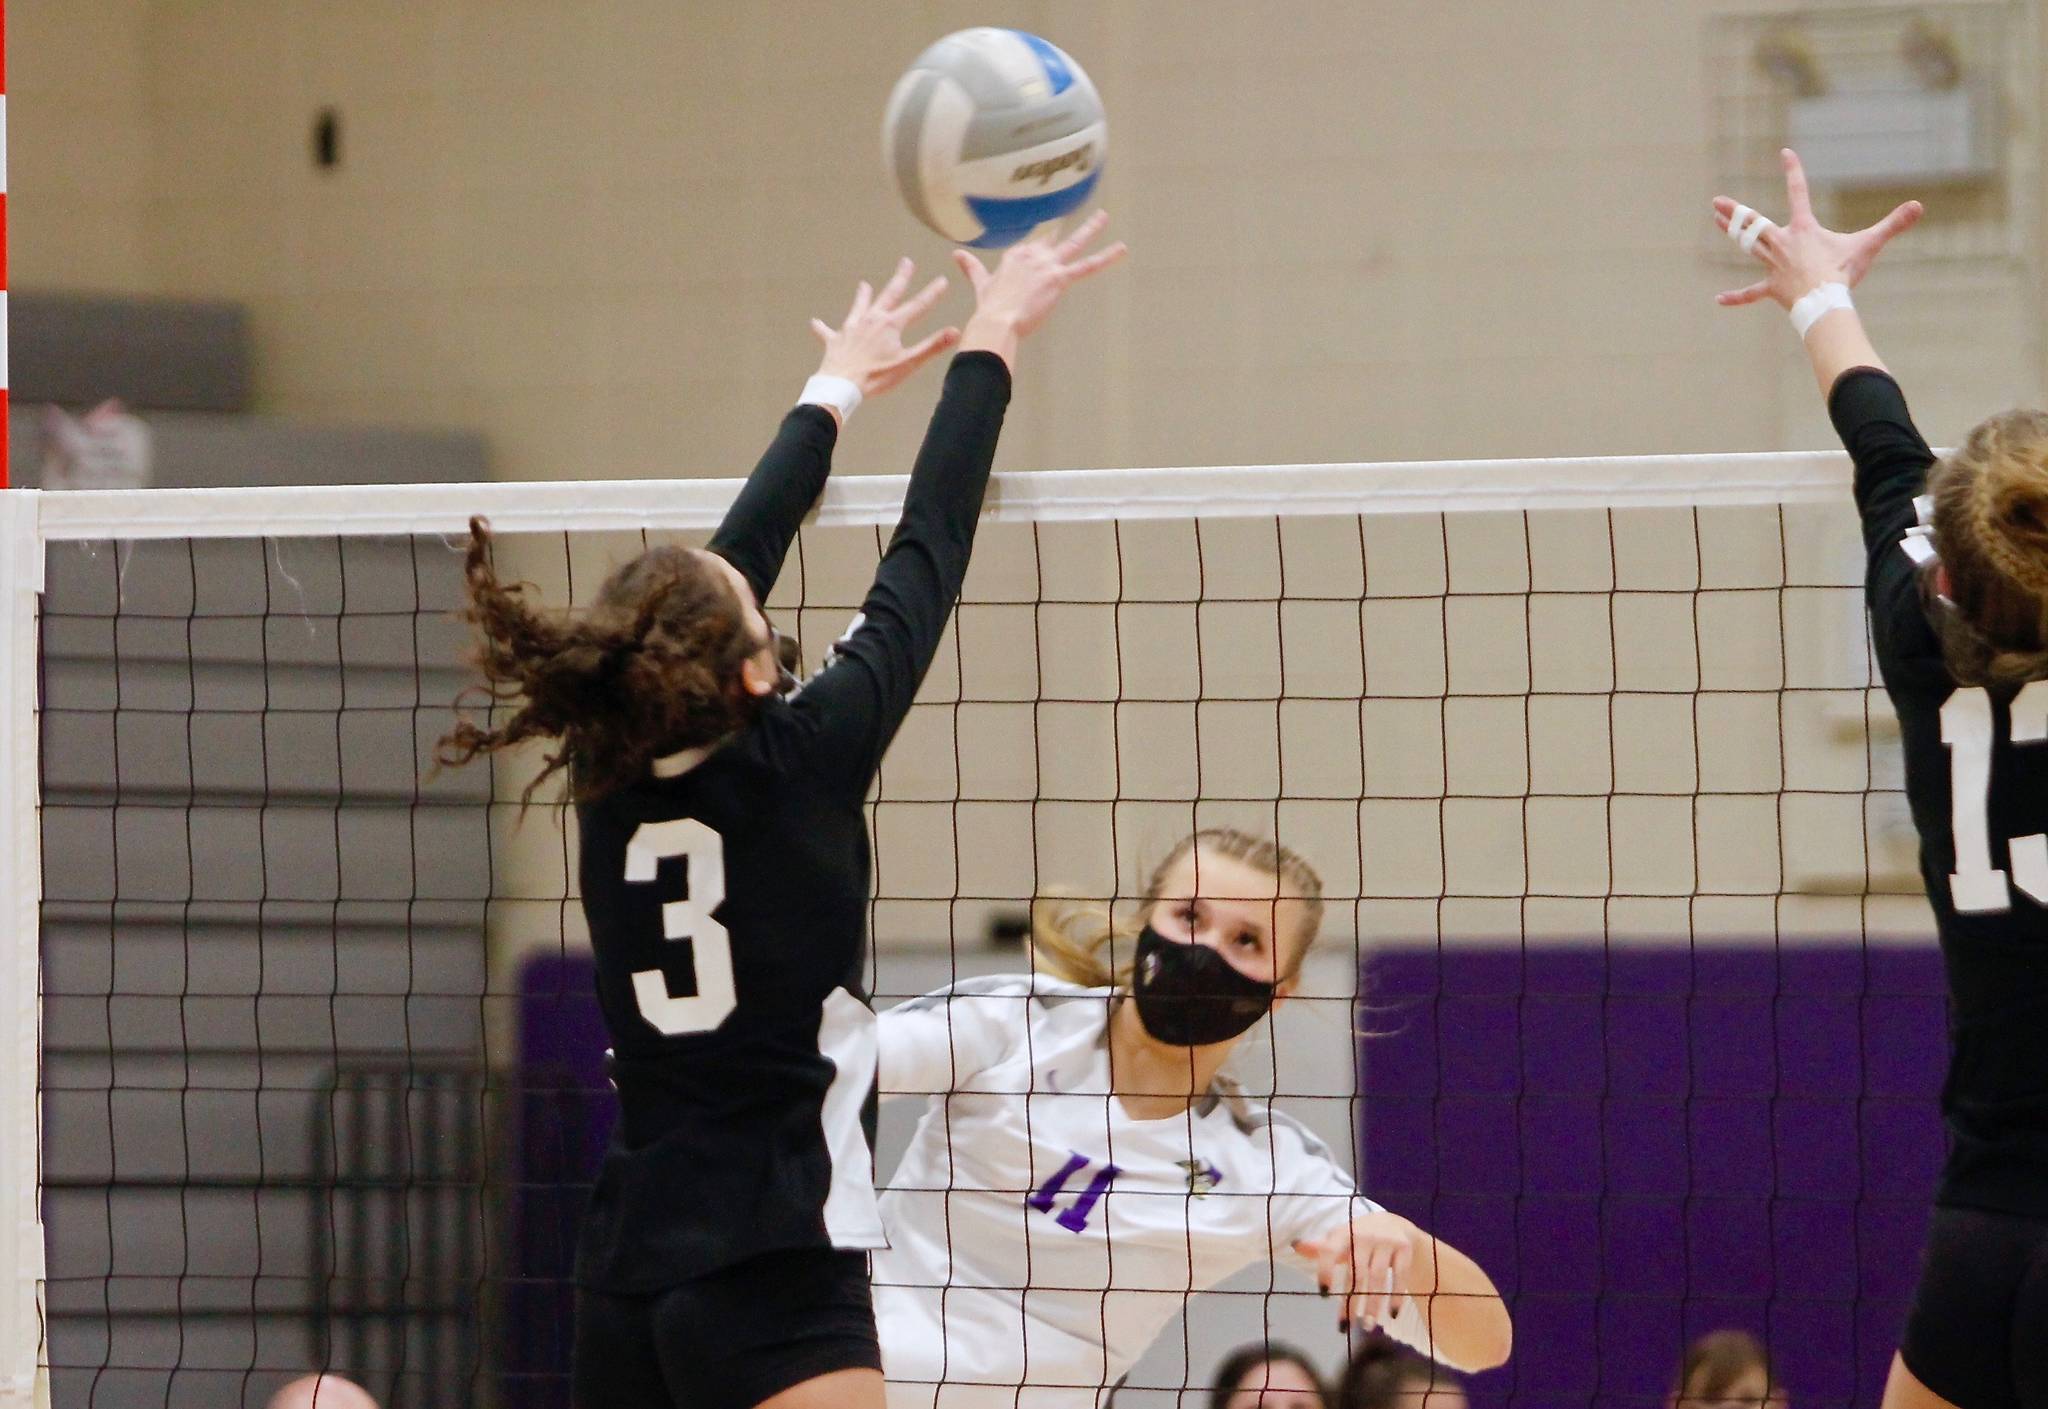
[1943,681,2048,914]
[625,818,737,1034]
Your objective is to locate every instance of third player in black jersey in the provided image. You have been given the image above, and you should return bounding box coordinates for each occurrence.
[1718,152,2047,1409]
[438,217,1125,1409]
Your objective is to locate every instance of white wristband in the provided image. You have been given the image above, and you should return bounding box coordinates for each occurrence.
[800,374,862,426]
[1789,283,1853,338]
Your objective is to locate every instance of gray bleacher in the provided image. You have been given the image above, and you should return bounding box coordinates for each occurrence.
[24,293,498,1409]
[8,291,488,490]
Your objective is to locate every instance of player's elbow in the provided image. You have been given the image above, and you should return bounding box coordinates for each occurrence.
[1436,1297,1512,1375]
[1466,1300,1513,1372]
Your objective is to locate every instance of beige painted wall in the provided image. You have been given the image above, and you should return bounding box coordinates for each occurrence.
[9,0,156,292]
[13,0,2043,471]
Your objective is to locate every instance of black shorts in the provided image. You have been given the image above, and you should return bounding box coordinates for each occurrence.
[1900,1206,2048,1409]
[572,1247,880,1409]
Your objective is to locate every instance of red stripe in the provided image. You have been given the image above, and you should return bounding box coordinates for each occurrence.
[2,0,9,487]
[0,190,7,487]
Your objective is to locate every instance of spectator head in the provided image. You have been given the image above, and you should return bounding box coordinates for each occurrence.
[266,1375,380,1409]
[1211,1342,1329,1409]
[1671,1331,1787,1409]
[1337,1336,1465,1409]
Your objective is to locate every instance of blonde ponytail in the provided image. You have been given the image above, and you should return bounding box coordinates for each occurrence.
[1028,893,1134,989]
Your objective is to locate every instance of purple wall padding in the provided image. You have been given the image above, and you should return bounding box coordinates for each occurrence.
[1358,943,1949,1409]
[504,953,617,1409]
[501,944,1949,1405]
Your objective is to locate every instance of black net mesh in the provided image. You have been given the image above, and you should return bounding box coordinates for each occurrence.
[32,496,1936,1408]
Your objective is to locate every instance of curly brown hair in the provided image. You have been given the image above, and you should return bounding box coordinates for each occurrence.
[435,517,764,802]
[1927,408,2048,685]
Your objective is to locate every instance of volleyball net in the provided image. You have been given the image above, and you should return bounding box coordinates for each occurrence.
[0,449,1940,1408]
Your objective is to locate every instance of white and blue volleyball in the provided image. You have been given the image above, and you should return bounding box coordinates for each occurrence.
[883,29,1106,249]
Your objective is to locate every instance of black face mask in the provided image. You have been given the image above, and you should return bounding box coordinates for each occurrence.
[1130,925,1276,1047]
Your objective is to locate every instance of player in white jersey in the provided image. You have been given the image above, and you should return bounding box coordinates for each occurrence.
[871,829,1512,1407]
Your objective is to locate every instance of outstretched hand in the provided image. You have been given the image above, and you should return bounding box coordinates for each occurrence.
[812,258,960,401]
[955,211,1128,367]
[1293,1211,1420,1336]
[1712,148,1922,309]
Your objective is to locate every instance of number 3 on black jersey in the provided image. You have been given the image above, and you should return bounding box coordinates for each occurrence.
[1943,681,2048,914]
[624,818,737,1034]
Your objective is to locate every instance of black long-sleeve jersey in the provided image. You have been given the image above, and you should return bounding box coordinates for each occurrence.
[1834,368,2048,1218]
[573,352,1012,1290]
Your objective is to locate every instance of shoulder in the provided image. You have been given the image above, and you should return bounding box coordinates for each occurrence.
[1872,496,1952,685]
[879,974,1108,1082]
[893,971,1102,1000]
[887,972,1109,1017]
[691,698,833,782]
[884,973,1112,1052]
[576,776,653,831]
[1212,1094,1351,1172]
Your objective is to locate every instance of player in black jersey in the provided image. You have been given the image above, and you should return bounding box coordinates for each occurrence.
[1717,151,2048,1409]
[437,216,1125,1409]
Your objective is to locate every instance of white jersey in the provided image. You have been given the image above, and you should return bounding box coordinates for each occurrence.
[872,975,1429,1408]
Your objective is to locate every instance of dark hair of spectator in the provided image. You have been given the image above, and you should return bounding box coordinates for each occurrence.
[1211,1342,1328,1409]
[1673,1330,1779,1403]
[1337,1335,1449,1409]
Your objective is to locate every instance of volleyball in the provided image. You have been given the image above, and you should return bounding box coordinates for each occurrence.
[882,28,1107,248]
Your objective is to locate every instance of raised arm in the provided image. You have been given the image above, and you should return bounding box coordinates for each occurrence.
[793,214,1127,788]
[706,406,837,605]
[708,259,958,602]
[1711,147,1921,399]
[1711,150,1936,625]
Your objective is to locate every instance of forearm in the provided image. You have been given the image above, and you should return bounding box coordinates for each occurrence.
[792,354,1013,785]
[1803,305,1887,399]
[893,351,1011,564]
[837,352,1009,731]
[706,405,838,601]
[1826,365,1936,571]
[1410,1231,1512,1373]
[957,312,1021,373]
